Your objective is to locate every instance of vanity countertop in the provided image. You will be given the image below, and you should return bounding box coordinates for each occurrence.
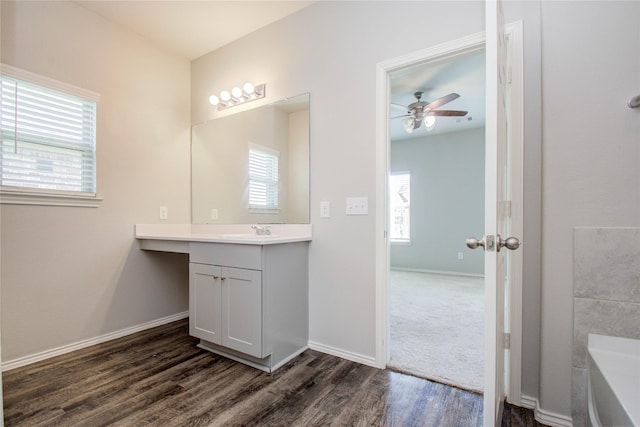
[135,223,312,245]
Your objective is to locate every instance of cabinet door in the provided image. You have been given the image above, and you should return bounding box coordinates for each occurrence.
[221,267,263,357]
[189,263,222,345]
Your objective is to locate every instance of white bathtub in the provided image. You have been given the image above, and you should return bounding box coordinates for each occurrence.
[587,334,640,427]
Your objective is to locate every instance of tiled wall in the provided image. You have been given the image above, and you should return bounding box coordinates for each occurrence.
[572,227,640,425]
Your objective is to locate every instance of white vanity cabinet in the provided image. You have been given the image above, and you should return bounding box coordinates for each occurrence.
[135,224,312,373]
[188,241,309,372]
[189,263,263,357]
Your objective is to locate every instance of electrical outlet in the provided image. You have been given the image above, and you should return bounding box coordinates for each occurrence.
[458,252,464,260]
[159,206,168,220]
[320,201,330,218]
[346,197,368,215]
[211,208,219,220]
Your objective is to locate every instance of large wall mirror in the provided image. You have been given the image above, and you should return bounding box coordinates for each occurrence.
[192,93,310,224]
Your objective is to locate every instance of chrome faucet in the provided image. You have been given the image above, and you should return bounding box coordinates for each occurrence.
[251,224,272,236]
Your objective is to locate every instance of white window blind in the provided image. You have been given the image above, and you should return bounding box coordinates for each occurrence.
[389,172,411,241]
[1,67,97,197]
[248,144,279,211]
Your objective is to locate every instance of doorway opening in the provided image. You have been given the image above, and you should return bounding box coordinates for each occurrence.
[374,22,524,407]
[386,48,486,393]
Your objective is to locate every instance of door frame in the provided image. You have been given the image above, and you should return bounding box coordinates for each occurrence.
[374,23,524,402]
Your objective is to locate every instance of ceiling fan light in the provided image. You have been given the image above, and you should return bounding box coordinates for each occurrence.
[403,117,415,134]
[424,115,436,129]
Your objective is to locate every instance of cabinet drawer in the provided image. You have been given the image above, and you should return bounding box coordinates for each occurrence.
[190,242,262,270]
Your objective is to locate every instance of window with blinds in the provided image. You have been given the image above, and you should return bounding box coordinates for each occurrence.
[248,144,279,212]
[1,66,98,198]
[389,172,411,242]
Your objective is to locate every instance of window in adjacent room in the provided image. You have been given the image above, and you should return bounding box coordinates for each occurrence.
[0,64,100,206]
[248,143,279,213]
[389,171,411,242]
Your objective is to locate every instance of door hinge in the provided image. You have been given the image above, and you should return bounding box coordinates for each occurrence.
[507,66,513,84]
[384,230,388,239]
[504,333,511,349]
[502,200,512,218]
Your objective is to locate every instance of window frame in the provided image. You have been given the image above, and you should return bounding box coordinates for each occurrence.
[389,171,411,244]
[0,64,101,207]
[247,142,280,214]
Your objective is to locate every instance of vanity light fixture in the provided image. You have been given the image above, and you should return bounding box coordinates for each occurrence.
[209,82,266,111]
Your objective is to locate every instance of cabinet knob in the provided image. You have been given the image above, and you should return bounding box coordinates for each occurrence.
[220,276,226,281]
[213,275,220,280]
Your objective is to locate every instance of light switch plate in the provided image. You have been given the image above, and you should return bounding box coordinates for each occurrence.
[346,197,368,215]
[320,201,330,218]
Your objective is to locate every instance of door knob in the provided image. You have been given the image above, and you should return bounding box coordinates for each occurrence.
[466,237,485,250]
[467,235,520,252]
[498,236,520,251]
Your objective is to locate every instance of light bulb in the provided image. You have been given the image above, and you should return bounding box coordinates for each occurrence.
[423,115,436,128]
[209,95,220,106]
[220,90,231,102]
[243,82,255,95]
[403,117,415,134]
[231,87,243,99]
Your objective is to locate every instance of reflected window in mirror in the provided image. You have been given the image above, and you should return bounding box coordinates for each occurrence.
[249,143,279,213]
[192,93,310,224]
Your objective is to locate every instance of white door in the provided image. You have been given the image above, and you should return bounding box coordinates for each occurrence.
[477,0,515,425]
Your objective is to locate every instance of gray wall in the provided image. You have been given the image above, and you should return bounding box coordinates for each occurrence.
[1,1,191,362]
[538,1,640,419]
[390,128,485,276]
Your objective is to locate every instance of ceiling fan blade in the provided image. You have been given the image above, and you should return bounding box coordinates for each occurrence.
[425,93,460,110]
[429,110,468,117]
[390,114,411,119]
[391,103,409,110]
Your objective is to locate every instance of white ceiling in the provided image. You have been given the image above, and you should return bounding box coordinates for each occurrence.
[73,1,315,60]
[73,1,485,139]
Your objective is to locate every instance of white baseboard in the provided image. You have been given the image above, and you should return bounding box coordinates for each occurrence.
[308,341,378,368]
[390,267,484,279]
[271,346,309,372]
[520,395,573,427]
[2,311,189,372]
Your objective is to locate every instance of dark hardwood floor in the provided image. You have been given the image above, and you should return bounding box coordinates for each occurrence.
[3,319,543,426]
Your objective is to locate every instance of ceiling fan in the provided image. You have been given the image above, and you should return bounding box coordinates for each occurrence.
[391,91,468,134]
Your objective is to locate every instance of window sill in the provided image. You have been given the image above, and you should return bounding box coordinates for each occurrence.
[0,189,103,208]
[390,239,412,245]
[248,207,281,215]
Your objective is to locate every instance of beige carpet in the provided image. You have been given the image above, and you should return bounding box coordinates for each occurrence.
[388,270,484,393]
